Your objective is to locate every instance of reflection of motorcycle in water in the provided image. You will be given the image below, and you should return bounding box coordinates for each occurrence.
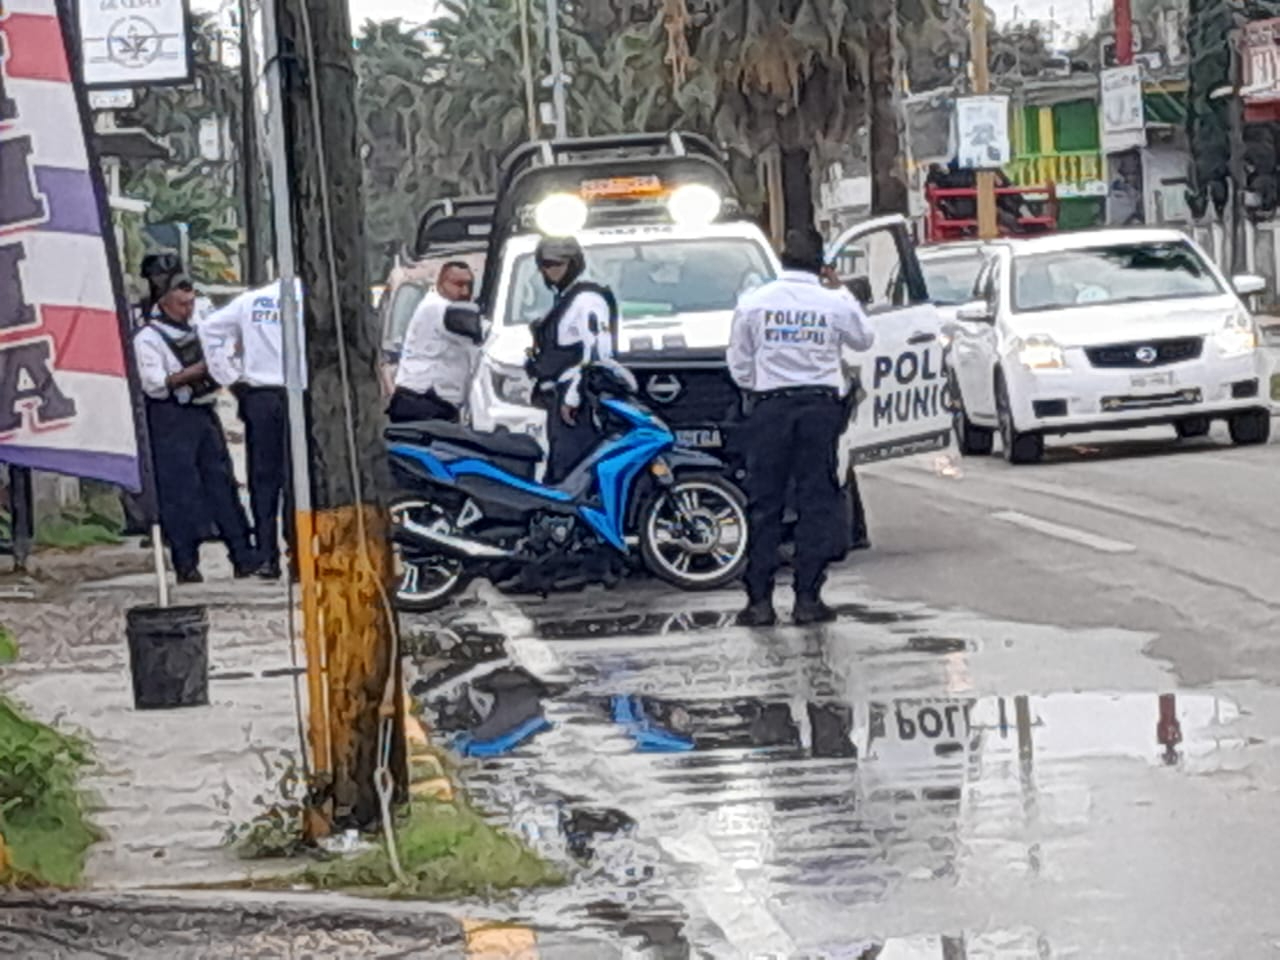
[608,695,858,759]
[417,664,554,758]
[387,368,749,612]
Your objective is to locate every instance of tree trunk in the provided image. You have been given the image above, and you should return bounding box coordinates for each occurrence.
[867,0,909,215]
[276,0,406,829]
[781,146,815,233]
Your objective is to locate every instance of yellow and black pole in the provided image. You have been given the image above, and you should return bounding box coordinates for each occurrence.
[265,0,406,834]
[970,0,1000,241]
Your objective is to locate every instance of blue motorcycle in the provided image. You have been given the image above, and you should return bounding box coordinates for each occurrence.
[385,368,749,612]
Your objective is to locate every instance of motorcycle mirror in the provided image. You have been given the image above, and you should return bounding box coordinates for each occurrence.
[444,303,485,344]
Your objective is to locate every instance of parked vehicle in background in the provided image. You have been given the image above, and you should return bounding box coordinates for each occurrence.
[378,196,493,395]
[946,228,1272,464]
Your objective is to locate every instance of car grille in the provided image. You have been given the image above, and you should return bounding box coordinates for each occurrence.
[1085,337,1203,368]
[628,367,742,426]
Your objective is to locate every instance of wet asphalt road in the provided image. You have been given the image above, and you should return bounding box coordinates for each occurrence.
[409,425,1280,959]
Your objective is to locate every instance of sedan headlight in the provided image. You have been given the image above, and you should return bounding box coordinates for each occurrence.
[1215,310,1259,357]
[490,362,535,406]
[1014,334,1066,370]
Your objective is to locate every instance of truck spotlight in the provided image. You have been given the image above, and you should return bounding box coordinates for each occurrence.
[668,184,722,226]
[534,193,589,236]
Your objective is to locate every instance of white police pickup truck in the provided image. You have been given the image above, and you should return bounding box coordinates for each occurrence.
[468,132,952,499]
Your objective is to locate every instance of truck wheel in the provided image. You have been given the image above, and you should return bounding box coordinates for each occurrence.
[639,475,749,590]
[948,370,994,456]
[1175,417,1211,440]
[1229,410,1271,446]
[996,374,1044,465]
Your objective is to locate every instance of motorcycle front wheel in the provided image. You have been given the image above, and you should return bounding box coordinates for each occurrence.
[389,498,469,613]
[639,473,749,590]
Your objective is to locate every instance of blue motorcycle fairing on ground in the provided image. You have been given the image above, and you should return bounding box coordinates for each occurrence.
[389,397,676,553]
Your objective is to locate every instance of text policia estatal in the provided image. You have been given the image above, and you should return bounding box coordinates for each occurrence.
[871,348,954,427]
[0,90,75,436]
[763,308,829,344]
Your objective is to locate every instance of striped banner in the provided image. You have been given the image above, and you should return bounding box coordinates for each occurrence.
[0,0,143,491]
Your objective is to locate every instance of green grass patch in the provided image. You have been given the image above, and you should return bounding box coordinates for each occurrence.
[297,798,563,898]
[0,696,100,888]
[0,627,16,665]
[33,517,122,550]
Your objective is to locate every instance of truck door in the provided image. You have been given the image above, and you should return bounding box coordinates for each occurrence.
[826,217,953,473]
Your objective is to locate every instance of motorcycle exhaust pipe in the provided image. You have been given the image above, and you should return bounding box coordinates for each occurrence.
[394,516,513,560]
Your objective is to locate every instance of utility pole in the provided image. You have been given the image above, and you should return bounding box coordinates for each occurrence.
[519,0,539,140]
[970,0,999,240]
[545,0,568,138]
[239,0,267,286]
[272,0,406,831]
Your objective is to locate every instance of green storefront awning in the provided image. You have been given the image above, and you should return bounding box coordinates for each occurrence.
[1144,87,1187,126]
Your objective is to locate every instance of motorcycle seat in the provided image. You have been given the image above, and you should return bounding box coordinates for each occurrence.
[385,421,544,463]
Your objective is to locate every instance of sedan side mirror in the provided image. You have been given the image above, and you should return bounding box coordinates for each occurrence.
[443,303,485,345]
[1232,274,1267,298]
[956,300,994,324]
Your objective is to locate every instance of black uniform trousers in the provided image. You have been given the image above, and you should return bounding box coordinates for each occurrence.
[544,382,600,486]
[145,398,254,577]
[743,388,847,601]
[386,387,460,425]
[236,386,296,572]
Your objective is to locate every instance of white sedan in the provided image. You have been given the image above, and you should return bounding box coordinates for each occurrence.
[945,228,1272,464]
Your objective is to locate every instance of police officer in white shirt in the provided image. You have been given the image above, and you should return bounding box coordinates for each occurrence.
[388,262,479,424]
[524,237,620,484]
[134,271,256,583]
[727,227,875,627]
[200,279,304,580]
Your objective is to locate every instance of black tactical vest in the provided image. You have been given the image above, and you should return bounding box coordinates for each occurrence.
[147,319,220,402]
[526,281,619,386]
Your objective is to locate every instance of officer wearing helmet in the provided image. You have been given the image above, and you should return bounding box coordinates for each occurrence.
[525,236,620,484]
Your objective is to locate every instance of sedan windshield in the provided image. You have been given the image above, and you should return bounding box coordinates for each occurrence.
[504,238,775,325]
[1012,241,1223,312]
[921,252,986,305]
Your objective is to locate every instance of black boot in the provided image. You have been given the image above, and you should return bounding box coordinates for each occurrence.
[793,595,837,626]
[735,598,778,628]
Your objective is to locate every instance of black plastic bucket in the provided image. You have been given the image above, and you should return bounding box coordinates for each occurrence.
[125,604,210,710]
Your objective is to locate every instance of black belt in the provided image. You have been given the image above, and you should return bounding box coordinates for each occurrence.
[753,386,839,402]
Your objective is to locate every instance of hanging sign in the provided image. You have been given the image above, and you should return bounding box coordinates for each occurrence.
[955,96,1010,170]
[76,0,191,88]
[1100,64,1145,153]
[0,0,144,490]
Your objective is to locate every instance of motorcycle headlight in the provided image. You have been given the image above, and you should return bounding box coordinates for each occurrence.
[1215,310,1258,357]
[1014,334,1066,370]
[490,363,535,406]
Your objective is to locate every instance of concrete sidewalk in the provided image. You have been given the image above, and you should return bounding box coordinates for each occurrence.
[2,546,311,889]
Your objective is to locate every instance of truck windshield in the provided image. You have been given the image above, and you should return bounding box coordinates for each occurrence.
[1012,241,1223,313]
[504,238,775,325]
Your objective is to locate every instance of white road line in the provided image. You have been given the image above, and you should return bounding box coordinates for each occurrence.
[991,510,1138,555]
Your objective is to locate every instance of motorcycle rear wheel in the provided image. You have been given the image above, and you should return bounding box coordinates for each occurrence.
[389,498,469,613]
[639,474,749,590]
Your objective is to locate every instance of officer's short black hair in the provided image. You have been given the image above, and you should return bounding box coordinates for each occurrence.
[439,261,473,279]
[779,227,825,274]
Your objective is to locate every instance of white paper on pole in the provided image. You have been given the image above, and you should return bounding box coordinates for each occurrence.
[955,96,1011,170]
[77,0,192,87]
[1100,65,1146,153]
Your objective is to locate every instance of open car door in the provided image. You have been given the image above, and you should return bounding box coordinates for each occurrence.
[826,216,954,476]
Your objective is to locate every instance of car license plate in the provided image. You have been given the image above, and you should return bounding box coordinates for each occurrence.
[676,428,723,449]
[1130,371,1174,390]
